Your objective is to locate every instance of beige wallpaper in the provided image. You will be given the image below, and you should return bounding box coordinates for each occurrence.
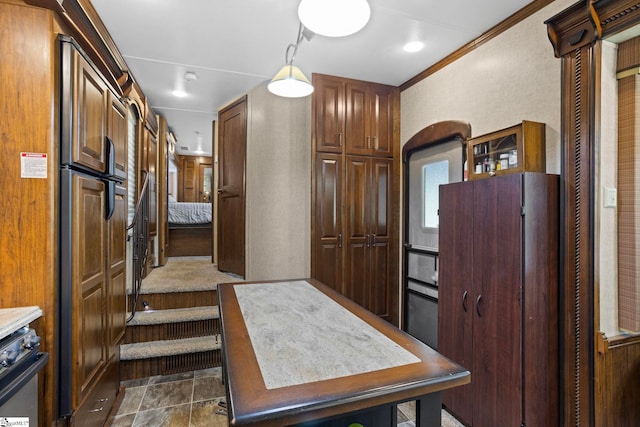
[598,41,620,336]
[400,0,577,175]
[399,0,574,324]
[245,84,311,281]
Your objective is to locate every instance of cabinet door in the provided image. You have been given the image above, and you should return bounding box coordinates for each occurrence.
[369,84,394,157]
[344,81,369,155]
[108,93,128,180]
[313,76,345,153]
[313,154,343,293]
[438,181,474,426]
[344,156,370,307]
[107,185,127,361]
[74,51,108,172]
[182,157,197,202]
[72,174,107,404]
[368,158,392,318]
[472,175,523,427]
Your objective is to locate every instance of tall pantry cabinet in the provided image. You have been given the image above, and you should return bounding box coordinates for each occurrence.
[438,173,559,427]
[311,74,399,324]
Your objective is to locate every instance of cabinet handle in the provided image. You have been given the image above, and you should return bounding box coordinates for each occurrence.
[367,136,371,148]
[338,233,343,248]
[338,132,343,147]
[88,406,104,413]
[372,136,378,150]
[371,233,376,246]
[366,234,370,247]
[475,294,483,317]
[462,291,468,312]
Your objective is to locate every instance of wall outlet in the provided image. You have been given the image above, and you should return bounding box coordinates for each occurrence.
[604,187,617,208]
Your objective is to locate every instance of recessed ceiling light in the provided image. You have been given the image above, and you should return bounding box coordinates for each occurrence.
[403,41,425,53]
[172,89,187,98]
[184,72,198,81]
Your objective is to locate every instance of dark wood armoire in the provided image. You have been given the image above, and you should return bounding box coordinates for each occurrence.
[438,172,559,427]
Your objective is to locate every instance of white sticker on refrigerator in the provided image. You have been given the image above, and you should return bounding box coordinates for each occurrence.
[20,152,47,179]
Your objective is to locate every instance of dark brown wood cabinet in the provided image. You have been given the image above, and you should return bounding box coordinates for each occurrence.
[108,93,128,180]
[311,74,399,323]
[314,74,394,157]
[438,173,559,427]
[177,155,213,202]
[314,75,345,154]
[344,156,392,318]
[313,153,343,293]
[345,82,394,157]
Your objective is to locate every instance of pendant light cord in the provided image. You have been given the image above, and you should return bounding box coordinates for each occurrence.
[285,23,314,65]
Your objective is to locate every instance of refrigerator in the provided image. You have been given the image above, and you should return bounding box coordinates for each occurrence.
[57,36,127,421]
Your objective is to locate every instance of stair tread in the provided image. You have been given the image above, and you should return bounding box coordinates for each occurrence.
[120,335,221,360]
[127,306,219,326]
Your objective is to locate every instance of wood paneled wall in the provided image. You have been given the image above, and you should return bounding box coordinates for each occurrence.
[175,154,212,202]
[595,334,640,427]
[546,2,640,426]
[0,2,62,425]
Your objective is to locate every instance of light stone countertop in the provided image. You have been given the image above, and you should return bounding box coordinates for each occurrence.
[234,280,420,390]
[0,306,43,341]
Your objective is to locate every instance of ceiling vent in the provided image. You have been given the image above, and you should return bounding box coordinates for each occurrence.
[180,146,190,151]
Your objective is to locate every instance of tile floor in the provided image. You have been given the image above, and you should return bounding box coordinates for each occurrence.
[110,368,228,427]
[110,367,461,427]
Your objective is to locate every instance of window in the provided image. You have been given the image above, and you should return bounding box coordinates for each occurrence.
[422,159,449,228]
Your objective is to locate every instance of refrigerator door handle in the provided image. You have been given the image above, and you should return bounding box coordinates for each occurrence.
[105,136,115,177]
[105,180,116,220]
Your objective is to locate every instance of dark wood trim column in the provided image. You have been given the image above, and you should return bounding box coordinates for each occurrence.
[546,1,640,426]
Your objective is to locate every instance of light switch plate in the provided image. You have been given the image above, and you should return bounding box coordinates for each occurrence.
[604,187,617,208]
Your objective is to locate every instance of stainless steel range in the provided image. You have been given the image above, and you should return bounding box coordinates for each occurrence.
[0,307,48,426]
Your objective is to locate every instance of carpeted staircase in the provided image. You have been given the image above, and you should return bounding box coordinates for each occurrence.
[121,257,241,380]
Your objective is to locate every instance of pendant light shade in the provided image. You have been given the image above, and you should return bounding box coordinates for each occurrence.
[298,0,371,37]
[267,64,314,98]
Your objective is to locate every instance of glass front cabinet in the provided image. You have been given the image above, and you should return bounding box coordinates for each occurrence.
[467,120,545,180]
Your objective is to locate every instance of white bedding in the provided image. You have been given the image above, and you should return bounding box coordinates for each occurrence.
[168,201,212,224]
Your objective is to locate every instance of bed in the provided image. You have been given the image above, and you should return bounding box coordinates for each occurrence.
[167,196,213,257]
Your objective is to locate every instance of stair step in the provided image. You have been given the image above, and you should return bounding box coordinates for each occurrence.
[120,335,222,361]
[127,306,219,326]
[128,289,217,311]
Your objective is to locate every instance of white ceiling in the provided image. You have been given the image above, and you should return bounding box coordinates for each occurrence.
[91,0,532,156]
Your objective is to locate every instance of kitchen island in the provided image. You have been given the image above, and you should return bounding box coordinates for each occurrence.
[218,279,469,426]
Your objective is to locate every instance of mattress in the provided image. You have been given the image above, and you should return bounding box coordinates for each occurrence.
[168,201,212,224]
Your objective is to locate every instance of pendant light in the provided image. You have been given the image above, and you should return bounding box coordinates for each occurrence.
[268,64,314,98]
[268,24,315,98]
[298,0,371,37]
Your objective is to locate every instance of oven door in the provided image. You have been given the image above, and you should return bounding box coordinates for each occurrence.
[0,352,48,424]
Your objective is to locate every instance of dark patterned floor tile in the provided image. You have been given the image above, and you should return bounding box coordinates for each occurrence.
[148,371,195,385]
[193,376,225,402]
[116,386,146,415]
[190,398,228,427]
[132,404,191,427]
[111,414,136,427]
[139,379,193,411]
